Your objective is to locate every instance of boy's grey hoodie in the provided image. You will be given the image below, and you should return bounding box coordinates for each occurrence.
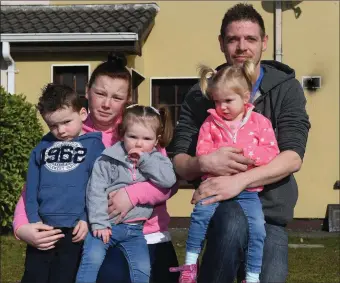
[86,141,177,231]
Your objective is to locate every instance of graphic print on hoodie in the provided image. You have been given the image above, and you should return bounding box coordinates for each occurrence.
[25,132,105,228]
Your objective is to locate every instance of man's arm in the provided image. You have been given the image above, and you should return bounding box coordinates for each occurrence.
[243,79,310,187]
[241,150,301,188]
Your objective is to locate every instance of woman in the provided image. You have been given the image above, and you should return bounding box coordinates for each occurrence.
[13,54,179,283]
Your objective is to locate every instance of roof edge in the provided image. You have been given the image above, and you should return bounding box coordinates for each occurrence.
[1,3,160,12]
[0,33,138,43]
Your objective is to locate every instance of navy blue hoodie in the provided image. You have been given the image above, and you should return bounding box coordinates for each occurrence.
[25,132,105,228]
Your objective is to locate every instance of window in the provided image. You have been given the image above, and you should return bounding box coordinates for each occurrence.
[152,78,198,187]
[52,65,89,109]
[152,78,198,131]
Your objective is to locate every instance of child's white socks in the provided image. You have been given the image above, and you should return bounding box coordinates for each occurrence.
[185,251,199,265]
[245,272,260,282]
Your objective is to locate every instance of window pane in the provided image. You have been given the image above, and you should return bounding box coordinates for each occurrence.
[168,106,176,128]
[159,84,175,105]
[60,73,73,89]
[76,72,87,96]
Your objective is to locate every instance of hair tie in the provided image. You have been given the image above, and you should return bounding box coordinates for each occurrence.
[149,106,160,116]
[126,104,160,116]
[126,104,138,109]
[107,52,127,67]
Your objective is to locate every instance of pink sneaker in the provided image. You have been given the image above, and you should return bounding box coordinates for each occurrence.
[169,263,198,283]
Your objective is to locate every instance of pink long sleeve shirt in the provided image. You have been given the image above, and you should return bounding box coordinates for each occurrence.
[197,103,280,192]
[13,116,177,238]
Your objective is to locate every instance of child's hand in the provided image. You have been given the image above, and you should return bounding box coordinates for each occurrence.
[128,148,144,162]
[72,220,88,242]
[93,228,112,244]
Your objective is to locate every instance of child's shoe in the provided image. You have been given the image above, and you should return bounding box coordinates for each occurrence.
[169,263,198,283]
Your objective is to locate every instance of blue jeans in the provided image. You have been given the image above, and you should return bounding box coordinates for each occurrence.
[197,200,288,283]
[187,191,265,274]
[76,224,150,283]
[97,241,180,283]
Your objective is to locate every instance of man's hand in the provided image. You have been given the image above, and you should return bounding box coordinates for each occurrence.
[108,189,134,224]
[199,147,254,176]
[191,174,248,205]
[72,220,88,242]
[93,228,112,244]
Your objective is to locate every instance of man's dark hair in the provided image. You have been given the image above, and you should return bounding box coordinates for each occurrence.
[220,3,266,38]
[37,83,82,115]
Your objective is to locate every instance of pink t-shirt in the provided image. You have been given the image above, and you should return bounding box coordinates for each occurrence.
[13,116,178,240]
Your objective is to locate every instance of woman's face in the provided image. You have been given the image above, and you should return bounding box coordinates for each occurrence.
[86,75,130,128]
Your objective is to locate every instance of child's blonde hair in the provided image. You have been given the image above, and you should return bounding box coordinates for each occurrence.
[118,104,173,148]
[199,60,257,99]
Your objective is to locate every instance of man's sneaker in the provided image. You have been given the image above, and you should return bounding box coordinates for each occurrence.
[169,263,198,283]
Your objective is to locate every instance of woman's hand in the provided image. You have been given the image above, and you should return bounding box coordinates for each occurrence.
[191,173,248,205]
[72,220,88,242]
[15,222,65,250]
[93,228,112,244]
[108,189,134,224]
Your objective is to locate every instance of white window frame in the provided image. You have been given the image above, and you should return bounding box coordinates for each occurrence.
[50,64,91,90]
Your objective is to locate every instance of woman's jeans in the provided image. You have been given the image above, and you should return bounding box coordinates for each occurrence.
[97,240,180,283]
[197,200,288,283]
[187,191,266,274]
[76,224,150,283]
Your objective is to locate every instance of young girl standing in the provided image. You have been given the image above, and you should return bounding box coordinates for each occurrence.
[171,60,280,283]
[76,105,177,283]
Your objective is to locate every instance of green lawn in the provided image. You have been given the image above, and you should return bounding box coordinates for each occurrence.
[1,231,339,283]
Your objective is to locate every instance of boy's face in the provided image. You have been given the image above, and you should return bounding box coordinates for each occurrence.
[43,106,88,141]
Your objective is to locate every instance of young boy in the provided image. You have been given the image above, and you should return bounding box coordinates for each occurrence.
[21,83,105,283]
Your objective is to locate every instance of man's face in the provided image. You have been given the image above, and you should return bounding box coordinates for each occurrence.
[219,20,268,68]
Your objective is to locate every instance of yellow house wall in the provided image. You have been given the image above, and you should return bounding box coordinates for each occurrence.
[14,1,339,218]
[282,1,339,218]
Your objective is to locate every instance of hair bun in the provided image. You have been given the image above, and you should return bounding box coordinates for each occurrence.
[107,52,127,67]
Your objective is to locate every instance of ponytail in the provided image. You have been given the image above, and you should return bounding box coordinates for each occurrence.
[198,64,216,98]
[157,105,173,148]
[242,60,257,88]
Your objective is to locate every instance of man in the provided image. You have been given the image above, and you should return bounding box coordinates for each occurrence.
[172,3,310,283]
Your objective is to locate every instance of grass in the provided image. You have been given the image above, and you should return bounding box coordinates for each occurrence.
[1,231,339,283]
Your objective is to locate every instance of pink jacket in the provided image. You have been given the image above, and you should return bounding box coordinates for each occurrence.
[197,104,280,192]
[13,116,178,237]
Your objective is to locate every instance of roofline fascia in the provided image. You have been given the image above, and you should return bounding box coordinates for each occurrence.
[0,33,138,42]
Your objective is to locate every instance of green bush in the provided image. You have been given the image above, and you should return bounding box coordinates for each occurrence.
[0,87,43,230]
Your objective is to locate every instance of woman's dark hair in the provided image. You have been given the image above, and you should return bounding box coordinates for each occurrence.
[88,53,132,100]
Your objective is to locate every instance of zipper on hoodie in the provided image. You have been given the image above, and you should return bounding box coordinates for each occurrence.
[212,107,253,143]
[128,160,137,181]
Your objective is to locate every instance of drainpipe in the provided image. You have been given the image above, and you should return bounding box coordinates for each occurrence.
[275,1,283,62]
[2,42,16,94]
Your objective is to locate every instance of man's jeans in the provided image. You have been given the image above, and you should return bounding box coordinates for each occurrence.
[187,191,265,275]
[76,224,150,283]
[197,200,288,283]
